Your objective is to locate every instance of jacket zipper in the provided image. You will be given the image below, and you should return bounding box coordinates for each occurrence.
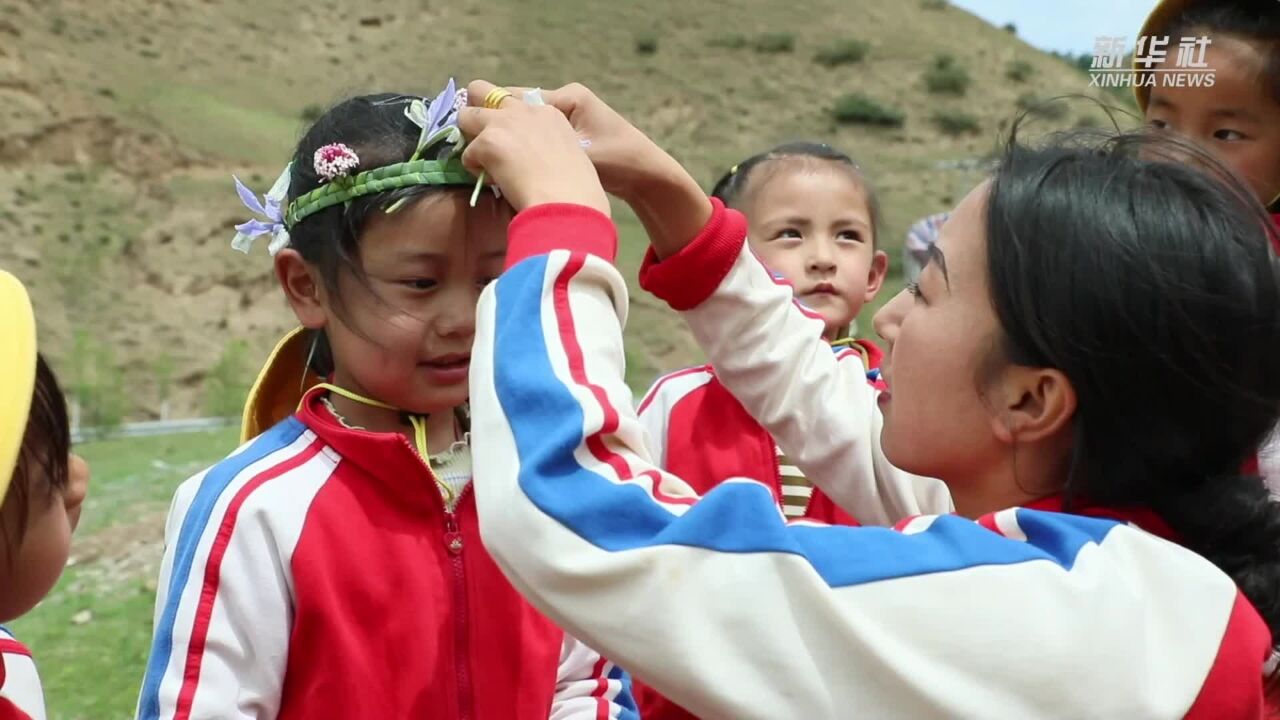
[402,436,475,720]
[444,494,474,720]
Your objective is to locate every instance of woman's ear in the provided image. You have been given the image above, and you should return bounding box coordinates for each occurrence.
[274,250,327,329]
[989,366,1077,445]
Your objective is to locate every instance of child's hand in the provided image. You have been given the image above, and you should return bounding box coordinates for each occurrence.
[459,80,610,217]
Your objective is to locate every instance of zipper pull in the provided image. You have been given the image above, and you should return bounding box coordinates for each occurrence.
[444,514,463,554]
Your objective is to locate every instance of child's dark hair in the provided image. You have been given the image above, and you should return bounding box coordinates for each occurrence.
[1161,1,1280,105]
[4,354,70,553]
[710,141,882,246]
[285,92,464,376]
[984,126,1280,686]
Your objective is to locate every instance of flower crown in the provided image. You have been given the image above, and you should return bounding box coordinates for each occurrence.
[231,79,477,255]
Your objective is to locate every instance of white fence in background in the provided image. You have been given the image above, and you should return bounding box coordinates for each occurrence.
[71,417,234,444]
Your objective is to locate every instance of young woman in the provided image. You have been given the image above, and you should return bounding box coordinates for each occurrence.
[458,81,1280,717]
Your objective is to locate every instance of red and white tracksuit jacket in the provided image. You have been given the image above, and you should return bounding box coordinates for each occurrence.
[469,201,1276,718]
[0,628,43,720]
[635,339,881,718]
[136,387,635,720]
[638,338,883,526]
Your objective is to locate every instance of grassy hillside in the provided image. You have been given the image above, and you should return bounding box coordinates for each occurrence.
[1,0,1125,419]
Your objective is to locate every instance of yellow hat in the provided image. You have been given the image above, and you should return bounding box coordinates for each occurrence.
[0,270,37,504]
[1133,0,1209,112]
[240,327,322,442]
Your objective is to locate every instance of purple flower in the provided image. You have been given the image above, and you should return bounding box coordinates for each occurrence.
[405,78,465,158]
[231,164,292,255]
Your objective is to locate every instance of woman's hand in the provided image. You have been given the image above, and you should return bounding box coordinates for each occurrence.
[531,83,665,201]
[458,80,609,216]
[533,82,713,259]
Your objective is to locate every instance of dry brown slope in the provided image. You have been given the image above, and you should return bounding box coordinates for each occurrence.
[1,0,1112,419]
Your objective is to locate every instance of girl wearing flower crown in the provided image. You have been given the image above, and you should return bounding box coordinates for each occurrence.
[135,82,634,720]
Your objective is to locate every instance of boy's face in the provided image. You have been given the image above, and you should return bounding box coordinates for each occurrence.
[1146,35,1280,206]
[743,162,888,339]
[0,453,89,622]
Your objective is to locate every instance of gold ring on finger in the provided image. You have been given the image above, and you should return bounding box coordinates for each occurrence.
[483,88,515,109]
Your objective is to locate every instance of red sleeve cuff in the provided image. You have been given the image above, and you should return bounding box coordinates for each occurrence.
[505,203,618,270]
[638,198,747,311]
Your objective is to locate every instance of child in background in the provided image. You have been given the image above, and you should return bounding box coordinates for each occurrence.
[1136,0,1280,488]
[136,82,633,719]
[0,270,91,720]
[1139,0,1279,222]
[638,143,889,529]
[634,143,887,719]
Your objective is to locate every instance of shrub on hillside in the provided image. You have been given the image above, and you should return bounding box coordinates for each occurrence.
[814,39,869,67]
[921,0,947,9]
[832,93,904,127]
[753,32,795,54]
[1006,60,1034,82]
[924,54,970,95]
[635,32,659,55]
[932,111,981,136]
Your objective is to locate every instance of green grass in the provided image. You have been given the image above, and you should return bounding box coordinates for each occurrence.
[130,84,300,163]
[72,428,239,534]
[9,428,239,720]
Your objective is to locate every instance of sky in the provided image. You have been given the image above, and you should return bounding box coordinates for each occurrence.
[948,0,1160,55]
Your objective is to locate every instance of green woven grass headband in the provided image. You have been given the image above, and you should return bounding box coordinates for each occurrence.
[284,157,475,229]
[230,79,480,256]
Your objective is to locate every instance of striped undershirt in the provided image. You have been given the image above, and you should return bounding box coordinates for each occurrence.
[773,340,868,518]
[776,446,812,517]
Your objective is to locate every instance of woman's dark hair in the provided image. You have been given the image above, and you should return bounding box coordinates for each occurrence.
[1161,0,1280,106]
[3,354,70,553]
[285,92,463,375]
[984,127,1280,676]
[710,141,882,246]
